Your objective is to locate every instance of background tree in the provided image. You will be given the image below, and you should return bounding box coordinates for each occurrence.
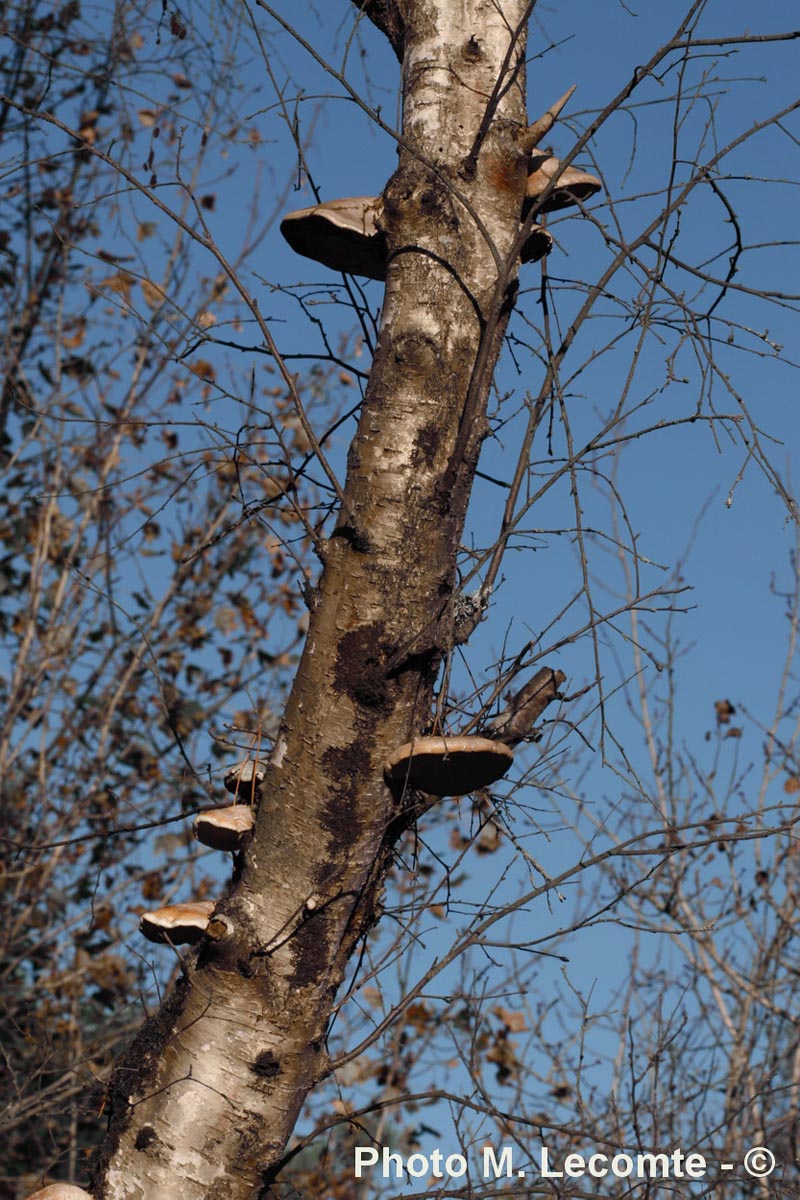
[1,0,799,1198]
[1,0,317,1188]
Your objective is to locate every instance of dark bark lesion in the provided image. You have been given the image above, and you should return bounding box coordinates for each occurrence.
[352,0,407,60]
[250,1050,283,1080]
[133,1125,158,1152]
[90,972,192,1188]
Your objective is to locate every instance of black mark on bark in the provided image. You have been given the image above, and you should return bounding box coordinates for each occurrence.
[134,1125,158,1152]
[251,1050,282,1079]
[334,624,393,712]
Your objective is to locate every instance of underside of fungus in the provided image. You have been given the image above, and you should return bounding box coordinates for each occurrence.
[224,758,266,801]
[384,735,514,796]
[524,154,602,215]
[280,196,387,280]
[279,87,599,279]
[520,224,553,263]
[139,900,216,945]
[280,167,597,276]
[193,804,255,852]
[281,194,556,275]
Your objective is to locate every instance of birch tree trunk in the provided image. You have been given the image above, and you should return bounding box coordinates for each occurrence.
[91,2,538,1195]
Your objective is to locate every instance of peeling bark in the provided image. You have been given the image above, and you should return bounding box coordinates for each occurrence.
[90,4,538,1197]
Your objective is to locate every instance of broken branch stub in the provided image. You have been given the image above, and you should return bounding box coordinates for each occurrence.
[521,85,577,153]
[487,667,566,747]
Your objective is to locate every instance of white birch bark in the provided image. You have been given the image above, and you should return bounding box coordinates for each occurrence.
[91,2,534,1196]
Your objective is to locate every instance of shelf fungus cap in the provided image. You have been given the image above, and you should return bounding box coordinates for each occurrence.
[193,805,255,852]
[525,155,602,214]
[224,759,265,800]
[25,1188,95,1200]
[384,736,514,797]
[139,901,216,945]
[280,196,387,280]
[521,223,554,264]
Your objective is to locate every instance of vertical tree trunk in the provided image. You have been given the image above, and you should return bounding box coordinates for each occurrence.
[91,3,533,1196]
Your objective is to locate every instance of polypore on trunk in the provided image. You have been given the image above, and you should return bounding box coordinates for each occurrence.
[521,224,554,263]
[525,154,602,214]
[24,1187,94,1200]
[224,759,266,801]
[193,805,255,852]
[384,735,514,796]
[139,901,216,945]
[280,197,387,279]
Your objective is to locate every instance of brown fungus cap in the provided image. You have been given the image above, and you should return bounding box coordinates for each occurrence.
[193,805,255,852]
[520,224,554,264]
[139,900,216,945]
[25,1188,94,1200]
[224,759,265,800]
[525,155,602,214]
[384,735,514,797]
[280,196,387,280]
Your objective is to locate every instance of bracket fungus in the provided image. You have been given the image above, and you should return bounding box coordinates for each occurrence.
[520,224,554,264]
[525,154,602,215]
[25,1188,94,1200]
[384,735,514,797]
[194,804,255,852]
[139,900,216,945]
[281,149,599,278]
[224,759,265,801]
[280,196,387,280]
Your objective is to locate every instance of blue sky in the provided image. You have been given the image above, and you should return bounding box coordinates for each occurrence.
[197,2,800,1181]
[246,0,800,736]
[10,0,795,1183]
